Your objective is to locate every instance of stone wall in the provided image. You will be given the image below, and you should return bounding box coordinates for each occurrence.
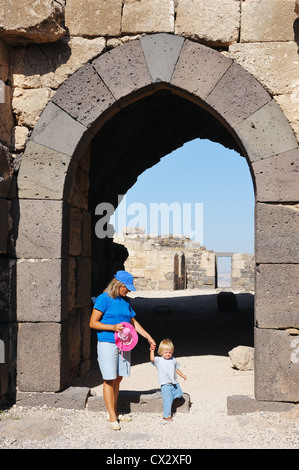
[231,253,255,292]
[114,229,187,291]
[1,1,298,155]
[115,229,254,292]
[0,1,298,403]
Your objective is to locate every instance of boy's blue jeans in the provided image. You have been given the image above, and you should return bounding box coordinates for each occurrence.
[161,383,183,418]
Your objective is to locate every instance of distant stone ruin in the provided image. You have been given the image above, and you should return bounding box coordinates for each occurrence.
[114,228,255,292]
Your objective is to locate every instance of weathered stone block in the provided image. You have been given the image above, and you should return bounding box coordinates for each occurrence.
[66,159,89,210]
[18,141,72,200]
[92,40,154,106]
[227,395,295,416]
[82,211,91,257]
[228,42,299,96]
[76,257,91,308]
[16,387,91,410]
[17,322,69,392]
[65,0,122,37]
[171,39,232,101]
[68,311,81,373]
[88,390,191,414]
[275,94,299,144]
[67,256,76,313]
[158,280,174,290]
[206,62,271,128]
[10,36,106,91]
[255,264,299,329]
[16,259,68,322]
[175,0,240,46]
[81,306,91,362]
[0,39,8,82]
[254,327,299,402]
[234,100,298,162]
[140,33,184,84]
[30,101,90,160]
[52,63,118,130]
[14,125,30,151]
[0,198,8,254]
[12,86,54,128]
[0,143,13,198]
[14,199,68,259]
[255,203,299,263]
[240,0,297,43]
[0,82,14,146]
[69,207,82,256]
[0,326,9,397]
[0,258,16,322]
[0,0,65,44]
[122,0,174,35]
[253,149,299,202]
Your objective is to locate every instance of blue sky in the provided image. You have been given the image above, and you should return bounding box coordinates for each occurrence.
[112,138,255,255]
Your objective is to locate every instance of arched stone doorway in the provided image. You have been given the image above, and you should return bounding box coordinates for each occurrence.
[16,34,299,404]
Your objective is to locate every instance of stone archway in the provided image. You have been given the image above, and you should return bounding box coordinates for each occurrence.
[16,34,299,404]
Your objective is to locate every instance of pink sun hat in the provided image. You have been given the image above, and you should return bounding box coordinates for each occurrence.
[114,322,138,352]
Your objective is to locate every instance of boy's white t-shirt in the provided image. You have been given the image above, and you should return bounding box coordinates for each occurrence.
[152,356,180,386]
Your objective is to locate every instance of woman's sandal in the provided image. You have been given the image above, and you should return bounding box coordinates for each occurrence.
[110,421,121,431]
[106,413,132,423]
[118,414,132,422]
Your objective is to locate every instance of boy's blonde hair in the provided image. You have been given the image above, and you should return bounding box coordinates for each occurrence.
[104,278,125,299]
[158,339,174,356]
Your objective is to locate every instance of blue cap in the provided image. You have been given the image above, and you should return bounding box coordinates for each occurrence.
[114,270,136,291]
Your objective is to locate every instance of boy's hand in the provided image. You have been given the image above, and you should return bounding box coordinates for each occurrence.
[149,343,155,362]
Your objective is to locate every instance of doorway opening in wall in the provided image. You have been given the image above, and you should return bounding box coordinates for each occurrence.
[108,138,255,364]
[112,138,254,256]
[216,255,232,289]
[88,90,255,397]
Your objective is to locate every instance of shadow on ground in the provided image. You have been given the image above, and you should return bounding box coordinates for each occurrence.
[78,291,254,389]
[131,292,254,365]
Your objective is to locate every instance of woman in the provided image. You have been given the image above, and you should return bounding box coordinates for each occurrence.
[90,270,156,430]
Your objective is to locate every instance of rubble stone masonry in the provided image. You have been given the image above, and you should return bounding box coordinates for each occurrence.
[115,228,255,292]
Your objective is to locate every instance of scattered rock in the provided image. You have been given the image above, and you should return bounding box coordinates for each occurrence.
[228,345,254,371]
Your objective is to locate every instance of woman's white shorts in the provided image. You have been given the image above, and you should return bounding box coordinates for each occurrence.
[97,341,131,380]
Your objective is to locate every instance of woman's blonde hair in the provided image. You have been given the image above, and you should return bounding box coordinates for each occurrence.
[104,278,125,299]
[158,339,174,356]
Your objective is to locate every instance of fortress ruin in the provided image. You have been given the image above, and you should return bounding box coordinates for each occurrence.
[115,228,255,292]
[0,1,298,409]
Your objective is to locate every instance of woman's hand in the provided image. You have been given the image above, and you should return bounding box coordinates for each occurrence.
[90,310,125,334]
[114,323,124,333]
[147,336,156,348]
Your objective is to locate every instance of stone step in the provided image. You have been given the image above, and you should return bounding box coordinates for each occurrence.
[88,390,191,414]
[227,395,296,415]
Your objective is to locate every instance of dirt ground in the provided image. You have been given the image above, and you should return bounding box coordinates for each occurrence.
[0,289,298,450]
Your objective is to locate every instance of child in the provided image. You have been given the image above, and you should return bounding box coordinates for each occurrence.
[150,338,187,421]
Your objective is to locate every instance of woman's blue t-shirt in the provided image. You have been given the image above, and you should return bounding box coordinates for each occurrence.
[93,292,136,343]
